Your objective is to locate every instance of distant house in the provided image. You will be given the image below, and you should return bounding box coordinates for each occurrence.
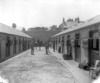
[25,27,60,43]
[59,17,84,31]
[27,27,48,31]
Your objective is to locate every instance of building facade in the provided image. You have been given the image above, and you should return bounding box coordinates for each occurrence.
[51,15,100,67]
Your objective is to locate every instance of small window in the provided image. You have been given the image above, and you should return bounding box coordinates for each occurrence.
[96,39,99,50]
[92,38,99,50]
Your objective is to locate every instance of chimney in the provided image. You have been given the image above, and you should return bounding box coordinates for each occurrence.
[75,17,80,23]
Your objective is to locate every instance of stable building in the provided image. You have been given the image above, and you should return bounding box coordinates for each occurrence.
[51,15,100,67]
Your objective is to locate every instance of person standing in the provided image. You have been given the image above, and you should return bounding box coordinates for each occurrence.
[45,43,48,54]
[45,42,49,54]
[48,41,51,53]
[37,39,39,50]
[31,39,35,55]
[38,40,41,50]
[39,40,42,50]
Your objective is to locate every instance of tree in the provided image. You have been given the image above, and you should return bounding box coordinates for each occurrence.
[12,23,17,29]
[50,25,58,31]
[22,27,26,32]
[42,27,48,31]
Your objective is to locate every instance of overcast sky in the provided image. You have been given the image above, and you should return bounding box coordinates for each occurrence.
[0,0,100,30]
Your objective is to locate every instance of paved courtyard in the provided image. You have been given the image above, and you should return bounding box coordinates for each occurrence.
[0,48,79,83]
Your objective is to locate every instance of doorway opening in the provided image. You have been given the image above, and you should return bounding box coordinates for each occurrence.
[75,33,81,62]
[88,30,99,66]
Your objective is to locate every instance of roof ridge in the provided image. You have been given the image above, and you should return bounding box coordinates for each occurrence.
[0,23,31,38]
[52,14,100,37]
[85,14,100,22]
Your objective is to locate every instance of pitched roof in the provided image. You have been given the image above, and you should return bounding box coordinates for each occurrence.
[0,23,31,38]
[52,15,100,37]
[65,21,78,28]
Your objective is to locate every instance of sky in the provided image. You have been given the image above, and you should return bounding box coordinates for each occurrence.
[0,0,100,30]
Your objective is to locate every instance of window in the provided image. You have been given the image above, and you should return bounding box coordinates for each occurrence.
[92,38,99,50]
[90,30,99,50]
[96,39,99,50]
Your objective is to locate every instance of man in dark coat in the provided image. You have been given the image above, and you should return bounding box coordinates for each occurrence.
[45,42,49,54]
[31,39,35,55]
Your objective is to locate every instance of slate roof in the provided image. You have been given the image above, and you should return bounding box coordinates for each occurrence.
[0,23,31,38]
[65,21,78,28]
[52,15,100,37]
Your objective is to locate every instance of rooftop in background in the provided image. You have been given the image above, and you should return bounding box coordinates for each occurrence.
[27,27,49,31]
[25,30,60,43]
[52,15,100,37]
[59,17,84,31]
[0,23,31,38]
[25,26,61,43]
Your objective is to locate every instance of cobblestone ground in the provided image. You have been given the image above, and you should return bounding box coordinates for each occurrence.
[0,48,79,83]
